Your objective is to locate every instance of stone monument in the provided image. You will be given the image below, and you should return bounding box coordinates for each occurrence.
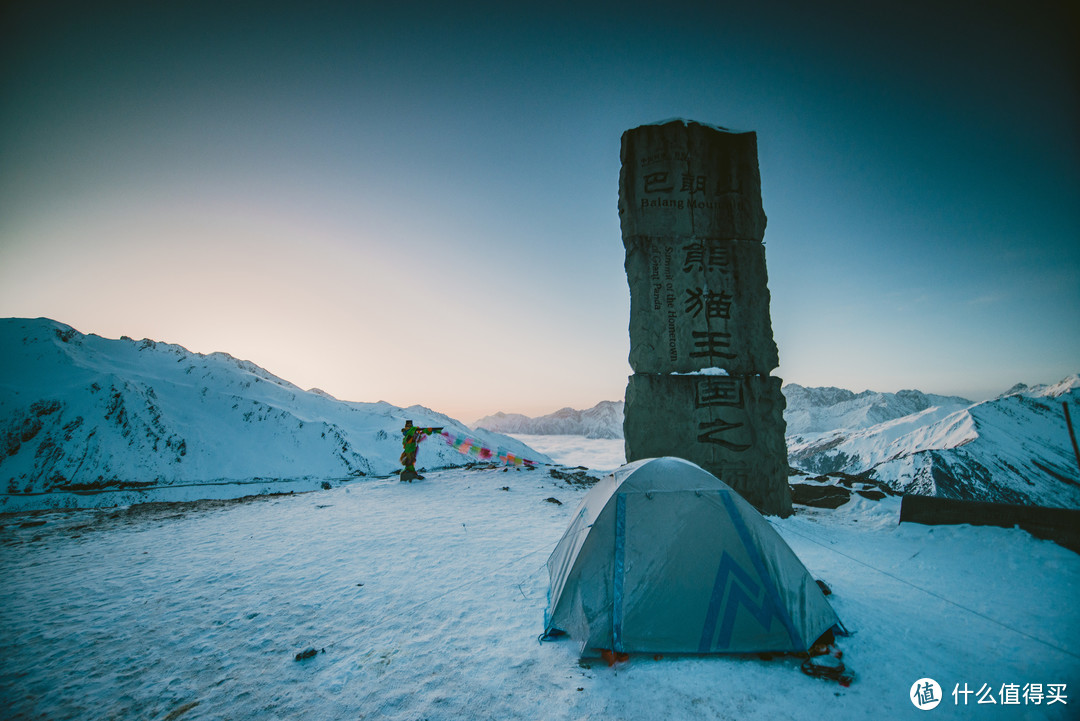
[620,119,791,516]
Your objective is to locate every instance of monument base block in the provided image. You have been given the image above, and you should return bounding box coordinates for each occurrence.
[624,373,792,517]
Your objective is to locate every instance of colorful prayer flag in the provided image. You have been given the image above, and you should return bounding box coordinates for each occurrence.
[440,431,538,468]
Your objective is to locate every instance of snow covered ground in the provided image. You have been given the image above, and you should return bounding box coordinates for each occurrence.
[2,438,1077,720]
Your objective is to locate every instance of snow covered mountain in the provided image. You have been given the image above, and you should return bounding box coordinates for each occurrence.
[481,378,1080,509]
[478,386,973,442]
[474,400,624,439]
[789,376,1080,508]
[782,384,973,437]
[16,312,1068,511]
[0,318,549,508]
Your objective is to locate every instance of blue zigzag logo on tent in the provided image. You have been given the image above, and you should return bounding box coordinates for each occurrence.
[697,550,783,652]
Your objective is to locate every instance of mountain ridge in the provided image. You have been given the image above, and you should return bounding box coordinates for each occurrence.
[781,383,974,438]
[474,400,624,439]
[789,375,1080,508]
[5,317,1076,510]
[0,318,549,509]
[474,384,981,440]
[477,377,1080,508]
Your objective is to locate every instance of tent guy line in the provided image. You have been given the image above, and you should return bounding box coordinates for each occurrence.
[773,522,1080,662]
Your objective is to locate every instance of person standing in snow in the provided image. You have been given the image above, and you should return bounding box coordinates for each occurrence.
[399,420,443,482]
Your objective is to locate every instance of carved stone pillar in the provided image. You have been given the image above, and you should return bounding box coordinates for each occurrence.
[620,119,790,516]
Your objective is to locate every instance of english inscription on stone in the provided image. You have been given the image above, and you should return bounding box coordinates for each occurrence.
[618,121,766,241]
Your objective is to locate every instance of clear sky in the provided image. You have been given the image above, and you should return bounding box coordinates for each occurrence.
[2,0,1077,423]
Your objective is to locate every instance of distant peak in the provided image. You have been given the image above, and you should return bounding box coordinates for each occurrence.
[1000,382,1030,398]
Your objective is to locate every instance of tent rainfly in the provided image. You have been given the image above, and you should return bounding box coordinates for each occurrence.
[544,457,840,655]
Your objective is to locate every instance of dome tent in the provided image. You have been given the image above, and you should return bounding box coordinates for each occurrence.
[544,457,840,655]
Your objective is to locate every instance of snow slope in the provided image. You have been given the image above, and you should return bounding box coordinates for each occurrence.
[1,445,1076,720]
[790,377,1080,508]
[0,318,548,511]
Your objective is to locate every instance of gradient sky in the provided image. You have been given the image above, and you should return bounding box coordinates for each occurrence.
[2,0,1078,423]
